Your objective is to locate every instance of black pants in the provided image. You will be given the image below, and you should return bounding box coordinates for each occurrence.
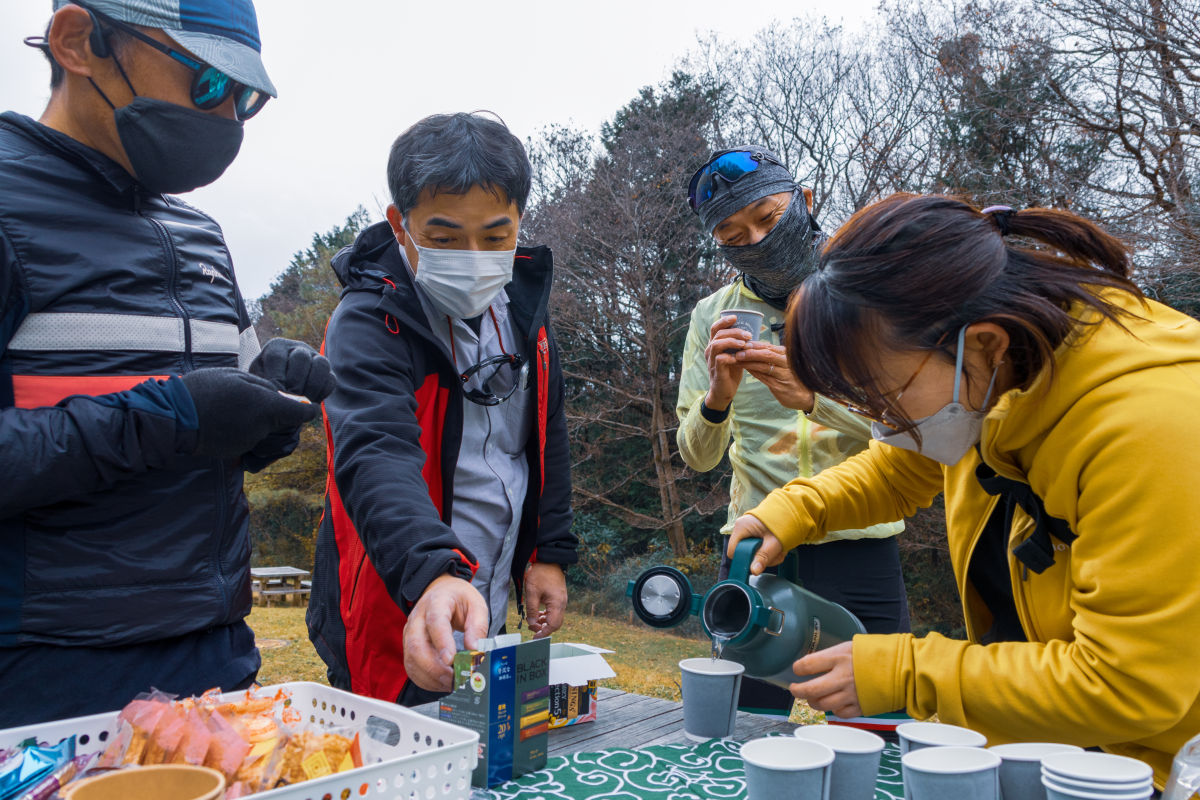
[0,622,260,728]
[718,535,910,713]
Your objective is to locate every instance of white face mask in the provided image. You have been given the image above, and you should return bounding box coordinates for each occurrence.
[870,326,1000,466]
[405,228,516,319]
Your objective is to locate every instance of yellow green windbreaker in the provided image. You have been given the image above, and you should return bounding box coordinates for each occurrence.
[749,290,1200,787]
[677,280,903,542]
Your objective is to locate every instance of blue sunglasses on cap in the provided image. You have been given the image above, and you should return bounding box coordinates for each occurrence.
[687,150,785,211]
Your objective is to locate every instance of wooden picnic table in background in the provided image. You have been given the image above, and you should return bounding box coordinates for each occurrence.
[251,566,311,606]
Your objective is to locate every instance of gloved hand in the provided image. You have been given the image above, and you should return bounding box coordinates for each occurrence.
[241,427,302,473]
[249,338,336,402]
[180,367,318,459]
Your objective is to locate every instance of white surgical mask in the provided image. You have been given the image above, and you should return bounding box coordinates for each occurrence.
[406,229,516,319]
[870,326,1000,466]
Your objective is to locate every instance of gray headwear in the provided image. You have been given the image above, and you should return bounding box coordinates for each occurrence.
[51,0,277,97]
[695,146,797,233]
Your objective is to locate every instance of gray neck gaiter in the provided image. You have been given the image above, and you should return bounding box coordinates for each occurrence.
[719,192,823,310]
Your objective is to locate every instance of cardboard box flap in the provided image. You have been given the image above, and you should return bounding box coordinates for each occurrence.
[548,642,616,687]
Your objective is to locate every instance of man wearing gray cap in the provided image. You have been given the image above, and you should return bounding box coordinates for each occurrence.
[677,147,908,715]
[0,0,334,725]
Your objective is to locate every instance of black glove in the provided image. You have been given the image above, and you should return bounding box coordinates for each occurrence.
[249,338,336,402]
[180,367,318,459]
[242,427,302,473]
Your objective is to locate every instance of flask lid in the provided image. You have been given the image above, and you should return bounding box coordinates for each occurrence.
[629,566,694,628]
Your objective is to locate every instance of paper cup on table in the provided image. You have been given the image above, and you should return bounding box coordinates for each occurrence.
[794,724,885,800]
[902,745,1001,800]
[1041,751,1154,799]
[897,720,987,754]
[679,657,744,741]
[64,765,225,800]
[741,736,835,800]
[1041,774,1153,798]
[987,742,1084,800]
[1041,752,1154,786]
[719,308,764,341]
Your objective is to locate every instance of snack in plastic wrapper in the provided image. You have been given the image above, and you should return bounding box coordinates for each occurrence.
[14,753,92,800]
[117,701,165,765]
[114,690,175,766]
[170,705,213,767]
[0,736,75,800]
[203,710,251,783]
[144,706,187,765]
[260,728,363,790]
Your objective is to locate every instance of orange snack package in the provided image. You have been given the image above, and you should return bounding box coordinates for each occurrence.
[204,710,252,782]
[116,696,171,765]
[171,705,213,766]
[144,705,187,764]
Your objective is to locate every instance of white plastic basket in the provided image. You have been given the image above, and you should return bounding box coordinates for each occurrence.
[0,681,479,800]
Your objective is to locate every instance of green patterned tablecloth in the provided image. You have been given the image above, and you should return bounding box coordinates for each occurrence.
[478,738,904,800]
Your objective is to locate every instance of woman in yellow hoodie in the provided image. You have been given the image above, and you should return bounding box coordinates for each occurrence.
[730,193,1200,786]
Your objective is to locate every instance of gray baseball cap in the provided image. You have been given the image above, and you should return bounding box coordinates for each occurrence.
[54,0,277,97]
[692,145,797,233]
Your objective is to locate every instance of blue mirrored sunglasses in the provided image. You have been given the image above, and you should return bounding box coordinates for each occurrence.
[687,150,784,211]
[97,13,269,120]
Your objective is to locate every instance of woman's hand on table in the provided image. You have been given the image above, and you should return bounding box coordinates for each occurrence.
[789,642,863,719]
[735,341,815,412]
[727,514,787,575]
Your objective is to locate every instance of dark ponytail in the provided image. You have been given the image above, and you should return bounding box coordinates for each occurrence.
[787,193,1144,432]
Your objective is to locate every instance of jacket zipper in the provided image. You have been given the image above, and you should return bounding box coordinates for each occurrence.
[514,328,547,627]
[141,202,228,621]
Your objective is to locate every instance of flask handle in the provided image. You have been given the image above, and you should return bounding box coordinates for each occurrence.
[730,537,802,586]
[729,538,762,583]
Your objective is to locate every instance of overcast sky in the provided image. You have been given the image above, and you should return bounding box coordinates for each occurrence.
[2,0,880,300]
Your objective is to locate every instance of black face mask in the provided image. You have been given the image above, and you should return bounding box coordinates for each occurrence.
[718,191,824,310]
[113,98,243,194]
[90,74,243,195]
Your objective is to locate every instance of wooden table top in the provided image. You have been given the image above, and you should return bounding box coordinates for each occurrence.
[417,686,797,755]
[250,566,311,578]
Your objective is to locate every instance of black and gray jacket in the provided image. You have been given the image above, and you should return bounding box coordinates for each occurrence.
[0,112,260,649]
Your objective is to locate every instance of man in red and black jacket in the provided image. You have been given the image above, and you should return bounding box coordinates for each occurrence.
[308,113,577,706]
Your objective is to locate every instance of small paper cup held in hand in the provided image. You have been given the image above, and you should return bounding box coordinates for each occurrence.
[679,657,744,741]
[741,736,835,800]
[897,720,988,754]
[794,724,885,800]
[902,745,1002,800]
[719,308,765,341]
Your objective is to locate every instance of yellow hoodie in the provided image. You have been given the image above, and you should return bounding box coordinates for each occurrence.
[749,290,1200,786]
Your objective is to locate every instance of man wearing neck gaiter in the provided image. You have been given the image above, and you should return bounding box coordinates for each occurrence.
[676,146,909,717]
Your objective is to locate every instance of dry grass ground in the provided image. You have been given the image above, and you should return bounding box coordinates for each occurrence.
[248,604,708,701]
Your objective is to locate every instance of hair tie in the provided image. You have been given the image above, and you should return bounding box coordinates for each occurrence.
[981,205,1015,237]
